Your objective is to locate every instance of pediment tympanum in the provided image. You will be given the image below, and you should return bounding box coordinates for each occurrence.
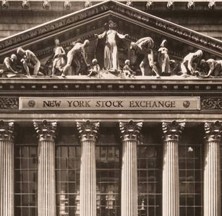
[1,0,222,79]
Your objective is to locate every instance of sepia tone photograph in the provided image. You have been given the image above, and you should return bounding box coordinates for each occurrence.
[0,0,222,216]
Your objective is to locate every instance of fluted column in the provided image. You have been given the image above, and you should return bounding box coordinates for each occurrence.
[120,121,142,216]
[34,120,57,216]
[162,121,185,216]
[77,121,99,216]
[0,121,14,216]
[204,121,222,216]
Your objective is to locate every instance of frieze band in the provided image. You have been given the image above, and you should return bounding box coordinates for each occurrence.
[1,96,222,111]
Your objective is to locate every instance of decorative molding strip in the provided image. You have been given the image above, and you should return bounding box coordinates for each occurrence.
[0,97,19,109]
[3,78,222,91]
[0,80,222,94]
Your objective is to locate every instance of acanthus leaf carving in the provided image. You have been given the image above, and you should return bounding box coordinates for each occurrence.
[77,120,100,142]
[33,120,57,142]
[0,121,14,141]
[162,120,185,142]
[119,120,143,142]
[205,121,222,142]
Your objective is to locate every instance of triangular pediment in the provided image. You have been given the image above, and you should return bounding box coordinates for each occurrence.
[1,0,222,77]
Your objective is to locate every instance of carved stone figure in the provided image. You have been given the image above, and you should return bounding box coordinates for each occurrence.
[61,39,90,77]
[201,59,222,77]
[0,54,19,77]
[17,47,41,77]
[52,38,66,76]
[122,59,135,78]
[130,37,160,77]
[158,39,171,74]
[180,49,203,76]
[95,20,128,72]
[88,58,101,77]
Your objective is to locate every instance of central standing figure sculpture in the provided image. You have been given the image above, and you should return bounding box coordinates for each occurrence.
[95,20,128,72]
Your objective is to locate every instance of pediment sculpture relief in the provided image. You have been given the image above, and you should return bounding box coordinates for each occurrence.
[0,20,221,79]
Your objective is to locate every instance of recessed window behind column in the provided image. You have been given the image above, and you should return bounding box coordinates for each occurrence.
[138,124,162,216]
[179,125,204,216]
[96,125,121,216]
[14,126,38,216]
[55,127,80,216]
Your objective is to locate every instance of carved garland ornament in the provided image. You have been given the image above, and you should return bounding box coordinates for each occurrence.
[0,97,19,109]
[201,98,222,110]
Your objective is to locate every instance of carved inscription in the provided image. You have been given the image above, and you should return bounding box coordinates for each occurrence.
[19,97,200,111]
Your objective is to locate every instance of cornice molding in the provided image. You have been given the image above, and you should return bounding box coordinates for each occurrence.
[0,1,111,53]
[1,78,222,95]
[1,0,222,59]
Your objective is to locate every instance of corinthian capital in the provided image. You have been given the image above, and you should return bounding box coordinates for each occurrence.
[205,121,222,142]
[77,121,100,142]
[34,120,57,142]
[0,121,14,141]
[162,121,185,142]
[120,120,143,142]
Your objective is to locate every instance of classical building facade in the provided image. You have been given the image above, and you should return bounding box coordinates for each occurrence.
[1,1,222,216]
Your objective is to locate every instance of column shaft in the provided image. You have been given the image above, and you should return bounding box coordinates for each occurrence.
[162,121,185,216]
[0,140,14,216]
[0,121,14,216]
[162,140,179,216]
[38,140,56,216]
[80,140,96,216]
[204,122,222,216]
[34,121,57,216]
[121,138,138,216]
[120,121,142,216]
[77,121,99,216]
